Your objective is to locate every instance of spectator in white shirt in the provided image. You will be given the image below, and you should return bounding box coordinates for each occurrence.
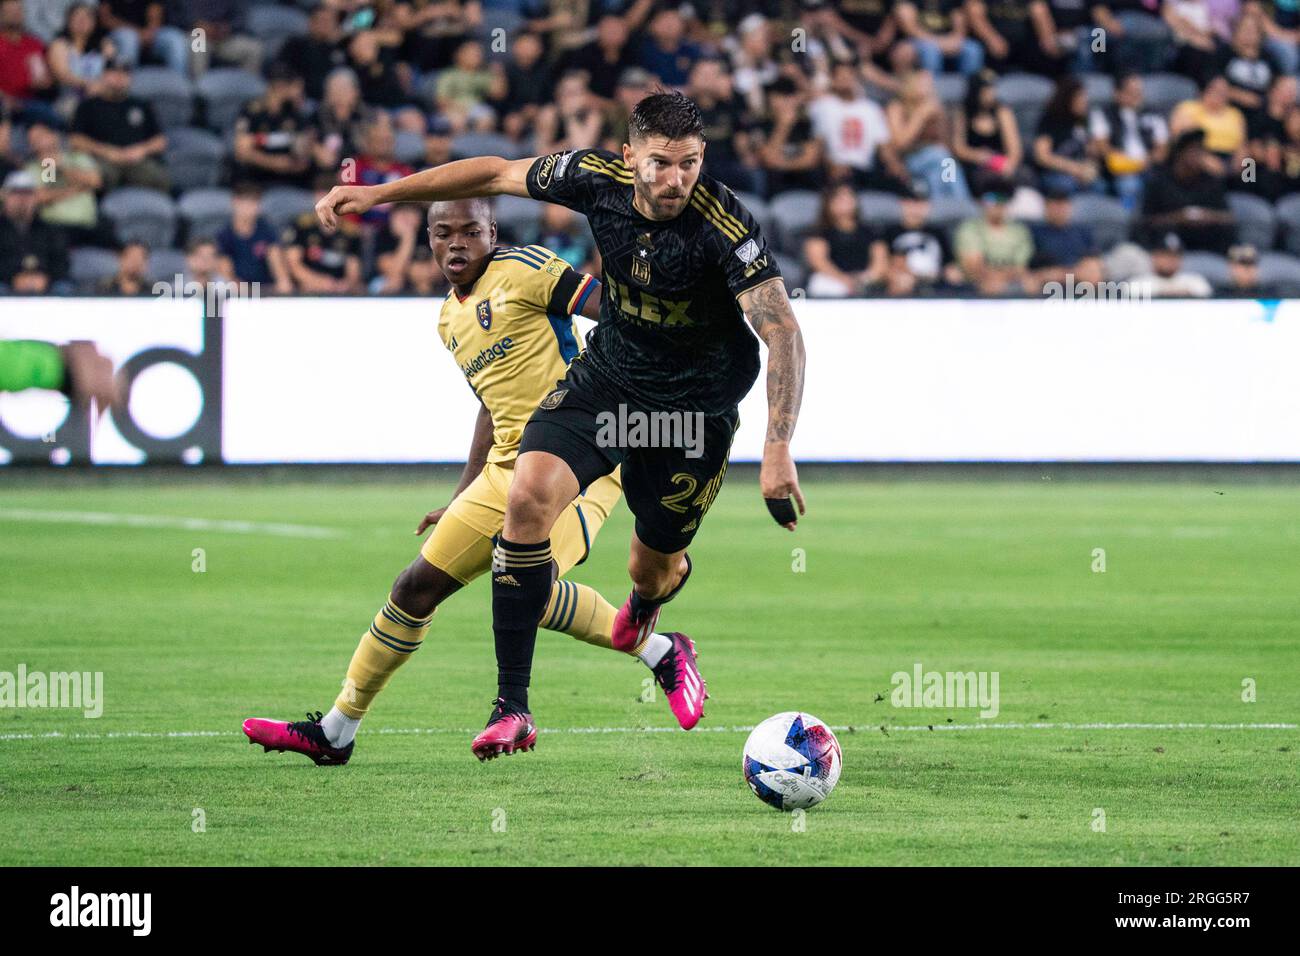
[1089,72,1170,211]
[1127,230,1213,297]
[809,60,910,192]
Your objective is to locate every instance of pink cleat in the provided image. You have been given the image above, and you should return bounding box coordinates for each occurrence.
[242,711,353,766]
[652,632,708,730]
[471,698,538,761]
[611,594,660,653]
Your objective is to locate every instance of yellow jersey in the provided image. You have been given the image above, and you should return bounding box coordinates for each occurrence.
[438,244,598,464]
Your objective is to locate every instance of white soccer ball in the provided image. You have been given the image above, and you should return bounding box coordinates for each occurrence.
[742,711,842,811]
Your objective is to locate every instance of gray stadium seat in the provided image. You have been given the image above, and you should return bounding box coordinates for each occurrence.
[165,127,226,191]
[418,71,444,110]
[1226,192,1276,250]
[996,73,1055,106]
[1083,73,1114,105]
[69,247,120,291]
[177,188,232,241]
[102,187,178,248]
[130,66,194,129]
[260,186,315,231]
[394,129,426,165]
[148,247,188,284]
[197,68,267,132]
[247,6,310,63]
[1182,251,1230,287]
[734,191,772,238]
[926,195,979,231]
[772,251,806,290]
[858,190,902,228]
[1068,193,1131,252]
[1104,241,1150,281]
[450,132,522,161]
[475,8,524,61]
[768,190,820,254]
[934,73,967,106]
[996,73,1053,146]
[1257,251,1300,288]
[1141,73,1200,117]
[492,193,542,237]
[1275,194,1300,256]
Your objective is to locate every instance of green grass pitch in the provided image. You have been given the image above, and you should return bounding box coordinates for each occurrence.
[1,470,1296,866]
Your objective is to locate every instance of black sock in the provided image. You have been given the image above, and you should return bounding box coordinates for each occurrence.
[491,537,554,710]
[628,554,693,621]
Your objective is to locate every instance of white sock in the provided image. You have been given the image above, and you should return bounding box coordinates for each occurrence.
[637,632,673,669]
[320,706,361,747]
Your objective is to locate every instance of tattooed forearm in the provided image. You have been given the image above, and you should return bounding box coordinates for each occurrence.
[740,279,806,444]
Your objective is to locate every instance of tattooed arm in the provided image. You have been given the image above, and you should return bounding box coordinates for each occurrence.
[737,276,807,530]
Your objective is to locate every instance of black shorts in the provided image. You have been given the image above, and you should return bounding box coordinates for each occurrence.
[518,357,738,554]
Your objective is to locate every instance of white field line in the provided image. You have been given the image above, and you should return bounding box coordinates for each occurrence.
[0,722,1294,743]
[0,508,345,539]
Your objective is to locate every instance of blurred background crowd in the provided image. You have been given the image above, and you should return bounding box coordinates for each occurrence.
[3,0,1300,300]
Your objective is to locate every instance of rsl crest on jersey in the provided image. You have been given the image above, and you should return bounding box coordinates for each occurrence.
[437,244,598,464]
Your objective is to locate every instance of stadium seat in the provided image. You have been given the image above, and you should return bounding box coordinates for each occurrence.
[1257,251,1300,288]
[996,73,1053,146]
[1141,73,1200,118]
[1182,250,1231,287]
[734,191,772,238]
[69,247,120,291]
[1068,193,1131,253]
[260,186,315,231]
[102,188,178,248]
[1104,241,1151,281]
[1274,194,1300,256]
[393,130,426,166]
[995,73,1055,105]
[768,190,821,254]
[197,69,267,132]
[858,190,902,227]
[148,247,188,284]
[418,71,444,111]
[130,66,195,129]
[934,73,967,106]
[493,193,542,236]
[772,251,806,290]
[177,188,233,242]
[450,132,522,161]
[166,127,227,191]
[475,8,525,61]
[1226,192,1276,250]
[1083,73,1115,105]
[247,6,310,63]
[925,195,980,232]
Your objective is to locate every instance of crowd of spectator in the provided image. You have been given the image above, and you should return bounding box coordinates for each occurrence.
[3,0,1300,300]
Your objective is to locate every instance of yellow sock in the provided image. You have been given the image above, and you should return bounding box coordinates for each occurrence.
[540,579,616,650]
[334,595,433,718]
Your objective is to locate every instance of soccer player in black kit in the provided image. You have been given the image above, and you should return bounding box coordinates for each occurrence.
[316,91,807,760]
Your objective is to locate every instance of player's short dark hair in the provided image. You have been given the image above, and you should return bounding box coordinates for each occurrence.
[427,196,494,226]
[628,90,705,145]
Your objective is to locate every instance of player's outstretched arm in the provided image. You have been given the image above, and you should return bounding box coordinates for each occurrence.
[415,401,494,534]
[738,277,807,530]
[316,156,539,232]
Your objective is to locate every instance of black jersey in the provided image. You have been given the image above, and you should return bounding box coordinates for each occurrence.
[524,148,782,414]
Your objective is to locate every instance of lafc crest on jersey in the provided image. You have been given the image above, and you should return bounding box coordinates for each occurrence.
[476,299,492,330]
[631,231,654,285]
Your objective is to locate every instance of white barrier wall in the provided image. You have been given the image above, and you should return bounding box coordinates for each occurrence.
[2,296,1298,464]
[0,297,208,465]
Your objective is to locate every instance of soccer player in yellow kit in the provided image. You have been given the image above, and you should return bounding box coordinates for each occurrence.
[243,198,687,764]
